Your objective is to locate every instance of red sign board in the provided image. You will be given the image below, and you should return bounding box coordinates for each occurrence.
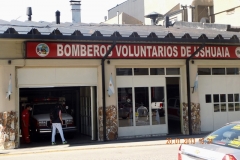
[25,42,240,59]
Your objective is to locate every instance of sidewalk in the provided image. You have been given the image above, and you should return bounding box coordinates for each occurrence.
[0,133,208,156]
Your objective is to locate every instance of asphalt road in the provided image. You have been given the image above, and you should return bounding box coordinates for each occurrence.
[1,144,179,160]
[1,134,208,160]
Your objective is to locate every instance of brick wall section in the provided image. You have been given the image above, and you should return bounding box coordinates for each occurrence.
[0,111,18,149]
[182,103,201,135]
[99,105,118,141]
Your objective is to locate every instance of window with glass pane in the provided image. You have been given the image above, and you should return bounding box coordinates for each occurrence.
[213,94,219,102]
[221,103,226,112]
[198,68,211,75]
[235,103,240,111]
[227,68,239,75]
[116,68,132,76]
[234,94,239,102]
[166,68,180,75]
[212,68,225,75]
[205,94,211,103]
[228,103,234,111]
[134,87,149,126]
[150,87,165,125]
[220,94,226,102]
[228,94,233,102]
[150,68,165,75]
[118,88,133,127]
[134,68,149,75]
[214,104,220,112]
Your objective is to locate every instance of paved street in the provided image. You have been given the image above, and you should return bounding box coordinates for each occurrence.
[0,134,207,160]
[1,144,179,160]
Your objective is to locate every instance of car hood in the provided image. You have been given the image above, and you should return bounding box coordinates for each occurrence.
[32,113,72,121]
[181,143,240,159]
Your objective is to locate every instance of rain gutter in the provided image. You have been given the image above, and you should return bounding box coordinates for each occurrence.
[186,43,205,135]
[101,41,116,141]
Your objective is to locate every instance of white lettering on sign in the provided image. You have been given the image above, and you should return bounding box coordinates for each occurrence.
[64,44,71,56]
[81,45,86,56]
[55,44,232,58]
[181,46,186,57]
[87,45,93,57]
[93,45,100,57]
[141,46,146,57]
[108,45,113,57]
[72,45,79,56]
[134,46,140,57]
[194,46,230,58]
[173,46,178,57]
[57,44,64,56]
[100,45,106,57]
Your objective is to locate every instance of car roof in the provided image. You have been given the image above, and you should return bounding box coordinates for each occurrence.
[227,121,240,124]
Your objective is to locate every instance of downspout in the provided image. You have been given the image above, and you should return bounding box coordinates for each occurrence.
[101,41,116,141]
[186,43,205,135]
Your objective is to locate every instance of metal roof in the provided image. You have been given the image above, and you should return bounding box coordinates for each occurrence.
[0,19,239,44]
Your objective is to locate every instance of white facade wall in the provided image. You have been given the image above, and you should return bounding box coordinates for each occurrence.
[1,39,240,142]
[108,0,145,24]
[108,0,214,25]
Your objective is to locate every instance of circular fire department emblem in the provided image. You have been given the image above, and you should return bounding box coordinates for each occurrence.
[36,43,50,57]
[235,47,240,58]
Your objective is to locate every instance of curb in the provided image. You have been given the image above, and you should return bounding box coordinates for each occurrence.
[0,134,208,156]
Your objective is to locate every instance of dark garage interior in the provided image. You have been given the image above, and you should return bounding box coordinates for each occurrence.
[19,86,97,148]
[166,77,181,134]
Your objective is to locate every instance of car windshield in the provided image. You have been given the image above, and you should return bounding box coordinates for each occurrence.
[204,123,240,149]
[32,104,66,115]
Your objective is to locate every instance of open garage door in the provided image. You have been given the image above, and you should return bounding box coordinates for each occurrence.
[19,86,97,147]
[17,68,98,147]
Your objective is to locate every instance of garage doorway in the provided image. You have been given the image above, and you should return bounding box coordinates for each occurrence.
[166,77,181,134]
[19,86,97,147]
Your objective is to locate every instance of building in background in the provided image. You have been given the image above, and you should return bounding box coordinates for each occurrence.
[213,0,240,26]
[106,0,213,25]
[103,12,143,25]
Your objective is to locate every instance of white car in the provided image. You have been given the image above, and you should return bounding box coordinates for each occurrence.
[178,121,240,160]
[30,101,77,139]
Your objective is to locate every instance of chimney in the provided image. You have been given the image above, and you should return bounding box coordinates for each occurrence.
[164,16,170,28]
[56,10,60,24]
[26,7,32,21]
[70,1,81,23]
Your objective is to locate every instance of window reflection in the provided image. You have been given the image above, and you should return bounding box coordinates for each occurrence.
[150,68,165,75]
[235,103,240,111]
[151,87,165,125]
[134,87,149,126]
[214,104,220,112]
[134,68,149,75]
[228,103,234,111]
[116,68,132,76]
[118,88,133,127]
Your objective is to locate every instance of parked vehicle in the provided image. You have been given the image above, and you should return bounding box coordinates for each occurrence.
[151,102,165,117]
[167,97,180,121]
[22,97,77,139]
[178,121,240,160]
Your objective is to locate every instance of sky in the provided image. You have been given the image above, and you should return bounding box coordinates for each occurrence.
[0,0,126,23]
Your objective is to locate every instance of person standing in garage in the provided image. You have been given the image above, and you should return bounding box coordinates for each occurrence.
[50,104,67,145]
[21,105,32,144]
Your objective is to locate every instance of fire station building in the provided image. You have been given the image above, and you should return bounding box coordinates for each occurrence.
[0,18,240,148]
